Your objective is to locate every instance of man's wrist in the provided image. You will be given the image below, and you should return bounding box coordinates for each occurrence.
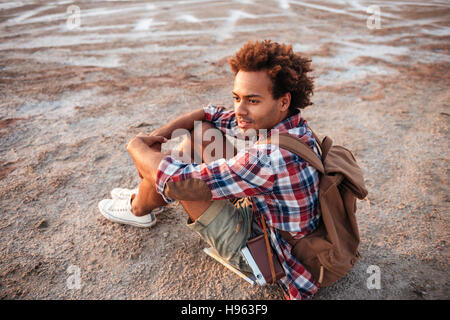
[151,127,170,139]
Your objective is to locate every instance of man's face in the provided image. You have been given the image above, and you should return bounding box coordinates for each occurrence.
[232,70,290,135]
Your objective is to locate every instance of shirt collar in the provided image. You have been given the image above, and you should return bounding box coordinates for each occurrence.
[272,109,302,132]
[262,109,304,139]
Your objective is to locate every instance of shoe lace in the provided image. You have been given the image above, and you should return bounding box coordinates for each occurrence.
[111,199,131,212]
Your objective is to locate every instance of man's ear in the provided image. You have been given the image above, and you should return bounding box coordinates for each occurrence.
[280,92,291,112]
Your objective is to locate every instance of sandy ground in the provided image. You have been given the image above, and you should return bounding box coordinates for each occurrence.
[0,0,449,300]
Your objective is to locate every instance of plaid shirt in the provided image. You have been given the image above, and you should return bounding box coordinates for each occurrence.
[156,104,322,300]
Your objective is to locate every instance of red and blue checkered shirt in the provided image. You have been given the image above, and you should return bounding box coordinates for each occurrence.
[156,104,322,300]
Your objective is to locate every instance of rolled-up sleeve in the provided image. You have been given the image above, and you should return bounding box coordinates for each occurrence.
[203,103,225,123]
[203,103,242,138]
[155,144,275,203]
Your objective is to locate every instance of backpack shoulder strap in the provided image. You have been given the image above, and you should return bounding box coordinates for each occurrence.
[306,125,333,161]
[307,126,322,155]
[262,133,325,174]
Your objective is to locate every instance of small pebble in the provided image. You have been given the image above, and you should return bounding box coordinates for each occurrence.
[35,219,48,230]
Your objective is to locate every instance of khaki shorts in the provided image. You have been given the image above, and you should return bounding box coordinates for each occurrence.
[187,198,262,274]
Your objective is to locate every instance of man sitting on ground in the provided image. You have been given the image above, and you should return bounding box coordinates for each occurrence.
[98,40,322,300]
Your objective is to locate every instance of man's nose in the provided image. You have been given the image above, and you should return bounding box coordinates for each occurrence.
[235,100,248,116]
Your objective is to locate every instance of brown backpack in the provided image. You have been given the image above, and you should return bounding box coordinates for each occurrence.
[263,129,368,287]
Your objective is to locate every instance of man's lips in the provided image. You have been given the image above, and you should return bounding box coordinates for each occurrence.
[237,119,252,128]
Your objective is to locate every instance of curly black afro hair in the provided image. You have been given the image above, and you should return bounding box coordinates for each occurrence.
[228,40,314,112]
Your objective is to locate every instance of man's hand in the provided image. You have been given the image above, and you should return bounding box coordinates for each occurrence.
[127,133,168,152]
[126,133,168,182]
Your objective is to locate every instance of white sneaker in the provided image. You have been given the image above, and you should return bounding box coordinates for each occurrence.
[111,187,164,214]
[98,196,157,228]
[111,187,139,200]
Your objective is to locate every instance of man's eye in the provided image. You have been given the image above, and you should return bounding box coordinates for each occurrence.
[233,96,240,101]
[249,99,259,104]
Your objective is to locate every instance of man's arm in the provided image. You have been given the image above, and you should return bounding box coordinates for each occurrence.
[156,144,276,202]
[150,108,205,140]
[129,107,207,180]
